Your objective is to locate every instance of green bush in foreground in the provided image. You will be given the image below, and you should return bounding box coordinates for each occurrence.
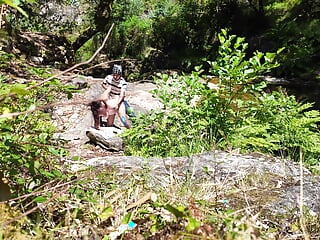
[123,29,320,167]
[0,54,78,197]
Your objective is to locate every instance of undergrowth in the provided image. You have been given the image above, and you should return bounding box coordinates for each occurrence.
[123,29,320,169]
[1,29,320,239]
[0,51,79,237]
[2,166,319,239]
[0,51,79,197]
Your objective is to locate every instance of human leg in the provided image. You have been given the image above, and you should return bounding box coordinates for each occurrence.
[106,99,118,127]
[107,113,116,127]
[118,102,131,128]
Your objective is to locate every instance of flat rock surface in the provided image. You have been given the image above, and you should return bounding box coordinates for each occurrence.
[67,150,320,217]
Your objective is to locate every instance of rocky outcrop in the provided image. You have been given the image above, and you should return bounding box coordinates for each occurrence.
[67,150,320,218]
[52,77,162,156]
[14,31,74,66]
[54,75,320,218]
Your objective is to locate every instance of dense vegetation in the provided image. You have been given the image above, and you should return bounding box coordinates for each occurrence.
[123,30,320,169]
[3,0,320,79]
[0,0,320,239]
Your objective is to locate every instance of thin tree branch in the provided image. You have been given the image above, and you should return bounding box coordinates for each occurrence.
[28,23,115,89]
[0,178,79,204]
[0,23,114,103]
[0,98,99,119]
[0,23,115,119]
[79,58,136,74]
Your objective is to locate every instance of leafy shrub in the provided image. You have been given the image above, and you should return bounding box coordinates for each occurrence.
[229,90,320,165]
[265,1,320,78]
[123,29,320,167]
[0,58,75,197]
[106,0,153,59]
[123,70,214,157]
[119,15,152,58]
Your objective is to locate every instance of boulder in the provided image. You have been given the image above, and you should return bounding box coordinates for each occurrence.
[69,150,320,218]
[86,126,124,151]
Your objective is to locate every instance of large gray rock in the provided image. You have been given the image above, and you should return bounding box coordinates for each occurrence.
[68,150,320,218]
[85,126,123,151]
[56,76,320,226]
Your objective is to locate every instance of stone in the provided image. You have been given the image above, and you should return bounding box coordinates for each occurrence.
[68,150,320,217]
[55,76,320,221]
[86,127,124,151]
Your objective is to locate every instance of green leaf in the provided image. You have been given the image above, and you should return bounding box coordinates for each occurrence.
[39,133,49,143]
[277,47,285,54]
[164,204,185,218]
[99,206,113,222]
[71,156,81,161]
[122,212,132,224]
[34,196,47,203]
[3,0,28,17]
[265,52,276,62]
[186,216,200,232]
[10,84,29,95]
[39,169,55,178]
[52,169,63,178]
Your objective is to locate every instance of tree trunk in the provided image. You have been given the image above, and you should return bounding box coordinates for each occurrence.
[72,0,113,52]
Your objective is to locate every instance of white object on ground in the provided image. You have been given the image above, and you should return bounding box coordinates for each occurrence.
[87,126,122,139]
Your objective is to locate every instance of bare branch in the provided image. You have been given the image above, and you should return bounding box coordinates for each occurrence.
[0,23,115,119]
[79,58,136,74]
[0,23,114,103]
[28,23,115,89]
[0,98,100,119]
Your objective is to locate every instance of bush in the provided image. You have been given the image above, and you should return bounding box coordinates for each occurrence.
[123,29,320,167]
[230,90,320,165]
[0,56,75,197]
[106,0,153,59]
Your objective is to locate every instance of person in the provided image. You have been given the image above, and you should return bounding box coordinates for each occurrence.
[91,64,132,130]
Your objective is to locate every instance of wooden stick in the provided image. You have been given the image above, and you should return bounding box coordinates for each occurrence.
[0,24,116,119]
[126,192,153,210]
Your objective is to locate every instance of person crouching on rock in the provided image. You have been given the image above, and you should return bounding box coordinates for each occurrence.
[91,64,131,130]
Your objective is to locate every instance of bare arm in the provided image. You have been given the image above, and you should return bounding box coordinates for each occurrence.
[100,86,111,101]
[101,81,108,90]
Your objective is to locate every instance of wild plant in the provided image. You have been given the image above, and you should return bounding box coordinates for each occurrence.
[123,29,278,156]
[0,54,78,197]
[123,29,320,167]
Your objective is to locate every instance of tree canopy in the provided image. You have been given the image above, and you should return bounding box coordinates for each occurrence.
[2,0,320,78]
